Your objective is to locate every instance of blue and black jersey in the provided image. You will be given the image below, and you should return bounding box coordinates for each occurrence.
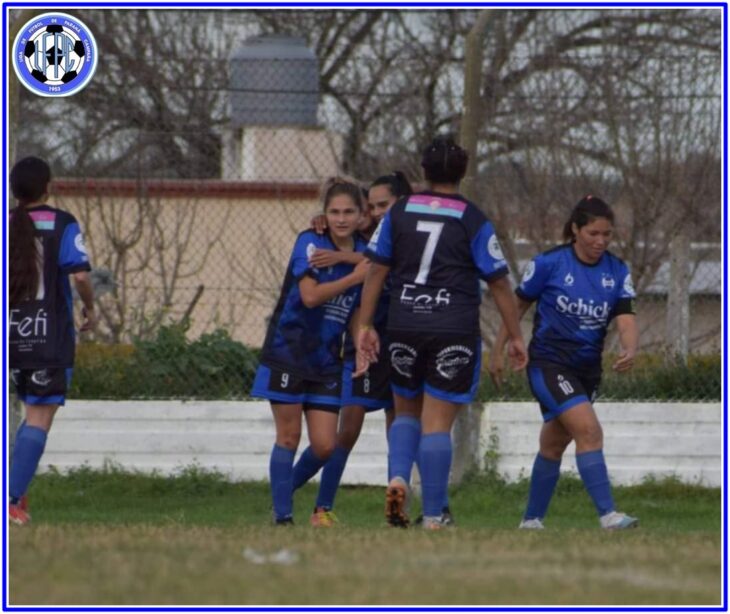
[9,205,91,369]
[260,230,367,381]
[517,244,636,376]
[365,191,508,335]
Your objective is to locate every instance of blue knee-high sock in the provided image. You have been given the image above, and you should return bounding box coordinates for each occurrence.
[291,446,327,492]
[388,416,421,483]
[9,425,47,503]
[524,453,562,520]
[418,432,452,517]
[316,445,350,510]
[576,449,614,516]
[270,445,296,521]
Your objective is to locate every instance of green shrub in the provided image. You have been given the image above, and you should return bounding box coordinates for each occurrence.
[71,332,720,401]
[70,324,259,400]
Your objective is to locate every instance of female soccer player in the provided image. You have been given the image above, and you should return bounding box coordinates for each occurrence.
[8,156,96,525]
[489,195,639,530]
[356,137,528,530]
[251,177,369,525]
[295,172,414,526]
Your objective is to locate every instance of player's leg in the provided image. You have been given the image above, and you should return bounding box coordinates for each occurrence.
[301,406,339,526]
[270,402,303,524]
[419,395,460,529]
[418,333,482,529]
[291,378,341,492]
[9,368,66,526]
[542,370,638,529]
[520,418,572,528]
[315,404,366,512]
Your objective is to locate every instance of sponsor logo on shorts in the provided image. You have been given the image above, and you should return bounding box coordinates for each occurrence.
[389,342,417,378]
[435,345,474,380]
[30,369,52,387]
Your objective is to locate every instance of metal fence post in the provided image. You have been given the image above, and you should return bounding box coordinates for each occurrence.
[667,228,691,361]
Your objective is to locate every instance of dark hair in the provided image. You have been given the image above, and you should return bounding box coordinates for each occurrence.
[562,195,615,242]
[321,176,365,211]
[420,135,468,185]
[370,170,413,200]
[9,157,51,305]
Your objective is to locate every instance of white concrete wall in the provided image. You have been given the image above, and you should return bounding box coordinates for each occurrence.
[39,401,723,487]
[483,402,723,487]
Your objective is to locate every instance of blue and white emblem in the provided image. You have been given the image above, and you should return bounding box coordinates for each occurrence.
[12,13,98,97]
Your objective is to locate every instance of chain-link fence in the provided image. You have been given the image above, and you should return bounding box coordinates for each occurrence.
[12,9,722,401]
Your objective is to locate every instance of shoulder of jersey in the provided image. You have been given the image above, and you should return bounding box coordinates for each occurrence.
[52,206,77,224]
[603,249,629,269]
[297,228,327,244]
[539,243,571,260]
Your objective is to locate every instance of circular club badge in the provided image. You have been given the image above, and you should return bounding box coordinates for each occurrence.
[12,13,98,97]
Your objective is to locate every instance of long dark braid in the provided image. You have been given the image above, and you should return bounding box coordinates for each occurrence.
[9,157,51,305]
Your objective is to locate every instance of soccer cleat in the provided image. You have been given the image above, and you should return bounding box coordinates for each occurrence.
[421,514,452,531]
[385,477,410,528]
[414,506,455,527]
[19,495,28,512]
[600,511,639,530]
[274,516,294,526]
[440,506,454,526]
[9,503,30,526]
[310,507,338,527]
[519,517,545,530]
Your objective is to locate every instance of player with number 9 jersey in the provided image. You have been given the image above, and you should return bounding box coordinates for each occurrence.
[251,178,369,526]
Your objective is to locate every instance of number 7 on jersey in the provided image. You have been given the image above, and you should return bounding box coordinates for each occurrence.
[414,221,444,284]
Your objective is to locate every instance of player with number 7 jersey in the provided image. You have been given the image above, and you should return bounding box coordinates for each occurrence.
[356,136,527,529]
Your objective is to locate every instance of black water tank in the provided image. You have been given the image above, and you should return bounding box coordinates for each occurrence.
[229,35,319,127]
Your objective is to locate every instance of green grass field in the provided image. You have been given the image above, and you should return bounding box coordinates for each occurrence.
[9,467,722,606]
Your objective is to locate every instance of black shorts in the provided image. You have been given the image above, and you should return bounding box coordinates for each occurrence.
[251,364,341,413]
[341,356,393,411]
[10,368,72,406]
[527,365,601,422]
[386,331,481,404]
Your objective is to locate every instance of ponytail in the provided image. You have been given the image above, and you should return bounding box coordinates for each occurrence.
[563,195,615,242]
[9,204,40,305]
[9,156,51,305]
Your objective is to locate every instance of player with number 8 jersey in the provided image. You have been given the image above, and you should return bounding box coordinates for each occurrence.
[356,136,527,529]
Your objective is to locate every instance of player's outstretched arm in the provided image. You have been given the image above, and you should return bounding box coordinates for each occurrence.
[488,277,528,380]
[612,314,638,373]
[72,271,97,332]
[489,295,532,388]
[353,262,389,376]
